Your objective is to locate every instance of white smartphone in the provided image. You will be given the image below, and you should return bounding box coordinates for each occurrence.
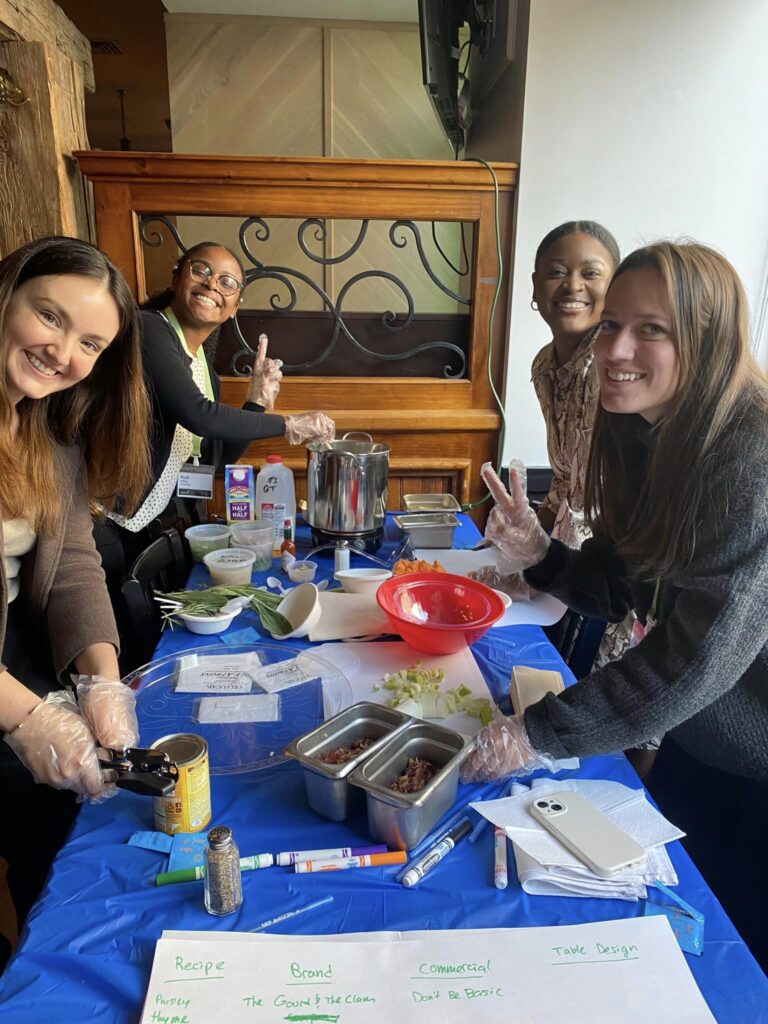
[528,792,646,877]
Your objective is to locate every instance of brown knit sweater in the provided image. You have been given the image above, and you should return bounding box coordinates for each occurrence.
[0,444,119,689]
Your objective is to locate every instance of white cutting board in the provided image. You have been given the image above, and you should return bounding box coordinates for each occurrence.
[310,641,493,737]
[413,547,567,627]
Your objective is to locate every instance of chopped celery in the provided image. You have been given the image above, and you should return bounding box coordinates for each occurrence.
[394,697,423,719]
[464,698,495,726]
[377,663,493,723]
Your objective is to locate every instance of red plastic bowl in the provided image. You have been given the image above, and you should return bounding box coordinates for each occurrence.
[376,572,506,655]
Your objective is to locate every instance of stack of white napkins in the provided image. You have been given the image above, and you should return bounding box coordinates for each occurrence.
[471,778,684,901]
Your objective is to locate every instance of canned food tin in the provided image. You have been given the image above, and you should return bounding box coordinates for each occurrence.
[150,733,211,835]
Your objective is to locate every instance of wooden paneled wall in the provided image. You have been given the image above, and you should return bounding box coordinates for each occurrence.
[74,152,517,526]
[164,14,448,161]
[163,15,463,317]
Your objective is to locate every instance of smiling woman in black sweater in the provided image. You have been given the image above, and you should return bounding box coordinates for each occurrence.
[462,241,768,966]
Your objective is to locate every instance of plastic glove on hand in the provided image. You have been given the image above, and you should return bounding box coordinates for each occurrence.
[247,334,283,410]
[468,566,538,601]
[481,461,550,572]
[4,691,107,798]
[460,713,554,783]
[284,412,336,446]
[75,677,139,751]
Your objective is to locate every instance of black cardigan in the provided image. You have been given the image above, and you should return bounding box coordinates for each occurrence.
[139,310,286,502]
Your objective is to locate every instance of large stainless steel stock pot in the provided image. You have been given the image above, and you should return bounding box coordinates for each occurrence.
[306,432,390,537]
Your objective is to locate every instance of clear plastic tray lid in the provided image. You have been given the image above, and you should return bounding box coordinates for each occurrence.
[123,643,352,775]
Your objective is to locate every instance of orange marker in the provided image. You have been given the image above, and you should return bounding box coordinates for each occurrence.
[294,851,407,874]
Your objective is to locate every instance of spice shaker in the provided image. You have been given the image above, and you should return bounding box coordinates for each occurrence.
[334,540,350,573]
[204,825,243,916]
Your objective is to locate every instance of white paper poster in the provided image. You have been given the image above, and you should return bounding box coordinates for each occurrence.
[140,916,715,1023]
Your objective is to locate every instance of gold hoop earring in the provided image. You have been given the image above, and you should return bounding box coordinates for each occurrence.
[530,299,539,311]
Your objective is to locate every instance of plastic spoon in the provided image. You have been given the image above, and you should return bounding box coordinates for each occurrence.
[267,575,329,594]
[265,576,287,595]
[220,596,252,615]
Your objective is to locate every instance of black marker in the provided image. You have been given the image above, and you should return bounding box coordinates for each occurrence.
[401,819,472,888]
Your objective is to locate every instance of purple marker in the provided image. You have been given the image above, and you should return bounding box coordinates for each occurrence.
[275,844,387,867]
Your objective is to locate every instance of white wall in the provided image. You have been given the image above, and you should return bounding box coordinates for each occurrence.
[503,0,768,466]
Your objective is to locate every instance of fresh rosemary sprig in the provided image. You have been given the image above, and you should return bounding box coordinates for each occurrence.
[157,584,292,636]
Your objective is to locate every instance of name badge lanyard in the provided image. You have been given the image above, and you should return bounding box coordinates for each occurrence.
[645,577,661,633]
[630,578,661,649]
[163,308,216,499]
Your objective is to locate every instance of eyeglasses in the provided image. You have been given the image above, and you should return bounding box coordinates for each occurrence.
[186,260,243,297]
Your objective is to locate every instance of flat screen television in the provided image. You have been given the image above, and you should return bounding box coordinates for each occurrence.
[418,1,497,154]
[418,0,466,154]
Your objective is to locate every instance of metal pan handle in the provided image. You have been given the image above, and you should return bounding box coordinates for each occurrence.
[342,431,373,443]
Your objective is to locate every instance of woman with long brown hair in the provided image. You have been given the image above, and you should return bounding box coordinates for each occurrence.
[462,241,768,965]
[0,236,150,936]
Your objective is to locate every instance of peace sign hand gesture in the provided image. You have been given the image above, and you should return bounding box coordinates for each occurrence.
[481,461,550,572]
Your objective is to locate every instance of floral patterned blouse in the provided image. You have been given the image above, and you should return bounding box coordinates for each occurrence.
[530,335,600,547]
[530,333,633,667]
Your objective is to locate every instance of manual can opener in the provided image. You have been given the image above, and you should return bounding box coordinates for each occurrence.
[99,747,179,797]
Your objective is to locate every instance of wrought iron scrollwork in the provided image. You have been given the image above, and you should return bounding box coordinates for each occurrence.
[238,216,271,260]
[389,221,470,305]
[139,215,189,255]
[139,213,470,378]
[298,219,369,265]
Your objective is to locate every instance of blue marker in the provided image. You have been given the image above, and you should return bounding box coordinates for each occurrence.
[249,895,334,933]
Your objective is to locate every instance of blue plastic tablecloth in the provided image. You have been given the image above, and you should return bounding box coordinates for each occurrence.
[1,517,765,1023]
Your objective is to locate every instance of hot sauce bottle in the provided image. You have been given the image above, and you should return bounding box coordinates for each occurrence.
[279,519,296,573]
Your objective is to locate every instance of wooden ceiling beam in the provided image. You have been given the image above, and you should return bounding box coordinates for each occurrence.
[0,0,94,91]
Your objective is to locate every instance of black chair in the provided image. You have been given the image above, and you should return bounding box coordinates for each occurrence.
[121,529,189,669]
[545,610,606,679]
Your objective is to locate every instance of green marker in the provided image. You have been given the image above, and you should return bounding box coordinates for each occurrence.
[155,852,274,886]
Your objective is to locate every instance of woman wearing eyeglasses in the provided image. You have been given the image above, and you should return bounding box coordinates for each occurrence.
[104,242,335,573]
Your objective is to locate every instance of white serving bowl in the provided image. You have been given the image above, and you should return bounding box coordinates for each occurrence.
[334,567,392,595]
[178,609,239,635]
[203,547,256,586]
[271,582,321,640]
